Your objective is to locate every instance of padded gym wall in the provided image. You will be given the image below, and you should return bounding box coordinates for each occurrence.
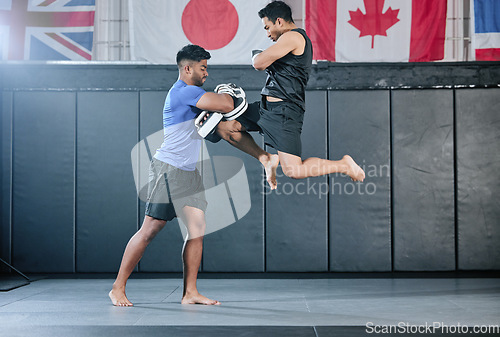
[329,90,391,272]
[203,91,266,272]
[12,92,76,273]
[392,90,455,271]
[1,92,12,272]
[456,89,500,270]
[138,91,186,272]
[1,63,499,273]
[266,90,329,272]
[76,92,139,272]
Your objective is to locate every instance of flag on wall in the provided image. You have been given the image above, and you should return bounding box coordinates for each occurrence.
[472,0,500,61]
[305,0,447,62]
[0,0,95,61]
[129,0,273,64]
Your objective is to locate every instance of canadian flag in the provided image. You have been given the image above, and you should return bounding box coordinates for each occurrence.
[129,0,272,64]
[306,0,447,62]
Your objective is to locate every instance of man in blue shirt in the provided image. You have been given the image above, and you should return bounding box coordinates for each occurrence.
[109,45,251,306]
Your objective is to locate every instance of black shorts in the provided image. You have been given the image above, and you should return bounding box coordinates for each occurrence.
[145,158,208,222]
[236,97,304,157]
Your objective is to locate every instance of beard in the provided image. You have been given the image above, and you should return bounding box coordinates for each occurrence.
[193,75,206,87]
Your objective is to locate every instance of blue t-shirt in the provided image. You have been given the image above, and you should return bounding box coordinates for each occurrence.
[154,80,206,171]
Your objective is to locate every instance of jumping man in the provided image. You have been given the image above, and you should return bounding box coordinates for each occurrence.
[216,1,365,182]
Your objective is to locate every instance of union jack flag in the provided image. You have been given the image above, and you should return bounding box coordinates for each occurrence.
[0,0,95,61]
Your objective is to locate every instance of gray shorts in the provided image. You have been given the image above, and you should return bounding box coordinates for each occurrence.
[236,97,305,157]
[145,158,207,221]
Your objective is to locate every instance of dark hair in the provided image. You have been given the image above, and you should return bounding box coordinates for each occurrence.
[258,1,294,24]
[176,44,211,66]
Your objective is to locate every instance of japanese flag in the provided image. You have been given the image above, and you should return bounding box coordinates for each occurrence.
[129,0,273,64]
[306,0,447,62]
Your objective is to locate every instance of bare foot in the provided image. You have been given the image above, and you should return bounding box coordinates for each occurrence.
[181,292,221,305]
[109,287,133,307]
[342,155,365,182]
[261,154,279,190]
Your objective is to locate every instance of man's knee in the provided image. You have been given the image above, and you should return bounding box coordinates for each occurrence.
[216,121,243,141]
[141,217,166,242]
[186,221,206,239]
[216,128,231,142]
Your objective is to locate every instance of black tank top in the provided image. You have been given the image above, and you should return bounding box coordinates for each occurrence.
[261,28,313,110]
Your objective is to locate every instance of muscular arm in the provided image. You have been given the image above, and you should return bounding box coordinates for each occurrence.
[252,31,305,71]
[196,92,234,113]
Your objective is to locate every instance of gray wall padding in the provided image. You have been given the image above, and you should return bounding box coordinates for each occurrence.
[2,63,499,91]
[392,90,455,271]
[1,92,12,271]
[266,91,328,272]
[1,64,499,273]
[329,90,392,272]
[137,91,185,272]
[12,92,75,272]
[456,89,500,270]
[203,91,265,272]
[76,92,138,272]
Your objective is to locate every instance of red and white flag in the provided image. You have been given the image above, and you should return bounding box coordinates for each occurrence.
[306,0,447,62]
[129,0,272,64]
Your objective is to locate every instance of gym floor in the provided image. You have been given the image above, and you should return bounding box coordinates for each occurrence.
[0,273,499,337]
